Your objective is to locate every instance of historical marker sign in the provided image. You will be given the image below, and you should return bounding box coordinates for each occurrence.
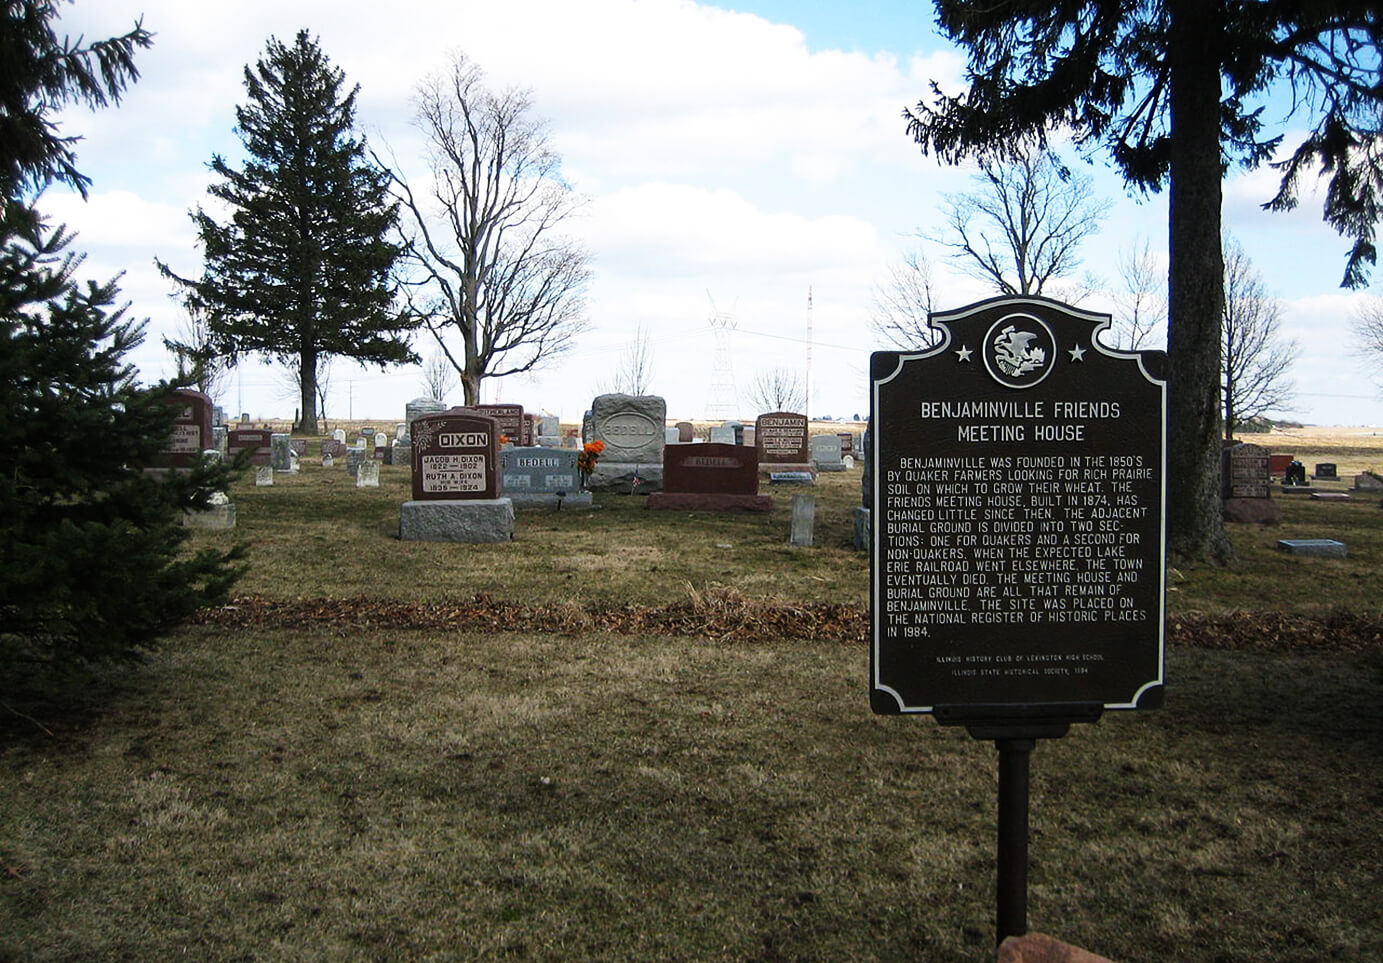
[870,296,1166,717]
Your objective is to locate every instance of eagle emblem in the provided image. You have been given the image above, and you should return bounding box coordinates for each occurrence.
[992,324,1046,378]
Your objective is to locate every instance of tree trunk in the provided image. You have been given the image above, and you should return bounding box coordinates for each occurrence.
[1166,0,1232,562]
[299,350,319,435]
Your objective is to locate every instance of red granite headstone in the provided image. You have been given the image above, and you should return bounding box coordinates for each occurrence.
[158,388,213,469]
[663,443,759,494]
[755,411,810,465]
[409,411,501,501]
[648,443,770,512]
[228,428,273,466]
[458,404,525,447]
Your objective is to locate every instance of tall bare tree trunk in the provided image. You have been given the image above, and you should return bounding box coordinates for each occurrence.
[1166,0,1232,562]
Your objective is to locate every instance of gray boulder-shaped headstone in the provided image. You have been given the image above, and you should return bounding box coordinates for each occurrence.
[406,397,447,433]
[585,394,666,492]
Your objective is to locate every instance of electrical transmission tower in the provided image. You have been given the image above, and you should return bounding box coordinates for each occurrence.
[705,294,740,420]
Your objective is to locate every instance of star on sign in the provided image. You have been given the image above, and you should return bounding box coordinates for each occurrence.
[1068,343,1087,362]
[955,345,973,362]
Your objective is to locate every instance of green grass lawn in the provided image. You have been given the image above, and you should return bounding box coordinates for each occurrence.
[2,457,1381,961]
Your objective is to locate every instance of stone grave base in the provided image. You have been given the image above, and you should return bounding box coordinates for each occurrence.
[645,492,772,513]
[852,506,871,550]
[508,491,595,510]
[1223,497,1282,524]
[400,499,514,543]
[585,462,663,494]
[182,502,236,530]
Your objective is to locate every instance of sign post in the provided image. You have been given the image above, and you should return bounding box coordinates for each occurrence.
[870,296,1166,944]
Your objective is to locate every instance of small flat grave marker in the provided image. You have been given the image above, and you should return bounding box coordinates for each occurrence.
[1278,538,1346,558]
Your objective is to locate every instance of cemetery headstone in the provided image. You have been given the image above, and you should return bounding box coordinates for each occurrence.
[345,445,368,478]
[332,428,347,444]
[405,397,447,435]
[1314,463,1338,480]
[810,433,846,472]
[228,428,273,466]
[854,418,872,550]
[356,460,380,488]
[322,453,335,468]
[181,490,236,530]
[788,494,816,547]
[500,446,592,509]
[1223,443,1270,498]
[374,431,388,450]
[321,439,347,460]
[401,410,513,542]
[585,393,666,492]
[271,433,294,472]
[211,425,229,456]
[152,388,213,473]
[464,404,525,447]
[676,421,695,443]
[1222,442,1281,524]
[254,465,274,486]
[756,412,812,476]
[1353,471,1383,492]
[647,443,770,512]
[537,414,562,447]
[742,426,755,449]
[664,427,682,444]
[709,424,736,445]
[870,295,1167,717]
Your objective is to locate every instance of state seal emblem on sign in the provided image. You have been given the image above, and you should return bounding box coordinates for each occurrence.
[983,313,1056,389]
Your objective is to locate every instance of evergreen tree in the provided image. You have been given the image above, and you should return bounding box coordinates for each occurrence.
[1,1,245,678]
[160,30,414,435]
[905,1,1383,563]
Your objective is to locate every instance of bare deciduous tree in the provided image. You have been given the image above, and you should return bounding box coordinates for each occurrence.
[162,305,230,402]
[383,53,590,406]
[747,367,806,415]
[1222,237,1298,441]
[1353,297,1383,398]
[870,249,941,350]
[930,148,1111,296]
[611,324,656,396]
[1107,237,1167,351]
[419,347,458,403]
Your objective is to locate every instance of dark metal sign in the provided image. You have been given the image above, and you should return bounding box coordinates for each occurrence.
[870,296,1166,716]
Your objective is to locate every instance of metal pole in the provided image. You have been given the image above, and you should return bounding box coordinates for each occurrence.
[995,737,1034,945]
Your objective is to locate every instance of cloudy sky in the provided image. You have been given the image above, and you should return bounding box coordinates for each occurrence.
[41,0,1383,427]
